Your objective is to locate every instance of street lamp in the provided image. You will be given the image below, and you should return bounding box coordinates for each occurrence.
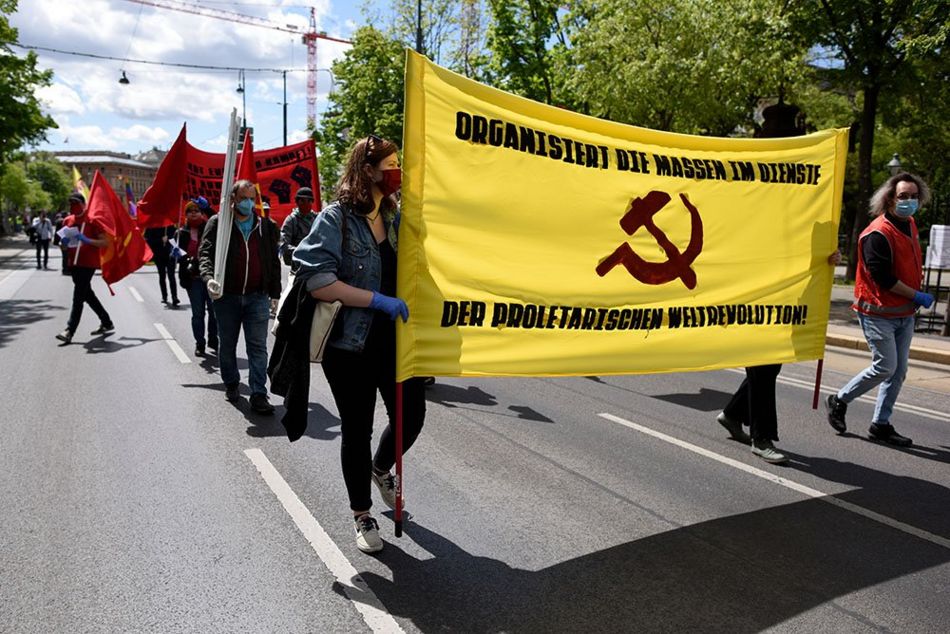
[118,70,130,85]
[887,153,902,175]
[236,70,246,127]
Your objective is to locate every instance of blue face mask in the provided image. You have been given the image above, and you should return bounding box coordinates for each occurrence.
[895,198,918,217]
[236,198,255,216]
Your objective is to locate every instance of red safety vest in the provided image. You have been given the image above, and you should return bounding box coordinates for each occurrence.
[853,214,922,318]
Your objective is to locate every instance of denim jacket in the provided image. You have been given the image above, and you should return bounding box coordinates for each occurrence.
[293,200,397,352]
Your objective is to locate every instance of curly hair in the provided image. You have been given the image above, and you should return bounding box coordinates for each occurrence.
[868,172,931,217]
[335,135,399,215]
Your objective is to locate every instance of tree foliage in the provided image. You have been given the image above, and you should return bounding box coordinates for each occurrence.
[0,0,57,162]
[316,26,406,201]
[26,152,72,211]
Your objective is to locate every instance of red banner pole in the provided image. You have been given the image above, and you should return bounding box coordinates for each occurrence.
[812,358,824,409]
[394,380,404,538]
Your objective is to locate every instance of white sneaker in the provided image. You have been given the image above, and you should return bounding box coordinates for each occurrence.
[371,470,397,510]
[355,514,383,553]
[751,439,788,464]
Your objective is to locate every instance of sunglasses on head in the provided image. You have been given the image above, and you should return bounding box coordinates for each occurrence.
[362,134,383,165]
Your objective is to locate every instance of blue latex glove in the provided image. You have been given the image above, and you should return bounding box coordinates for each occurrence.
[913,291,935,309]
[77,233,93,245]
[369,291,409,322]
[60,236,72,248]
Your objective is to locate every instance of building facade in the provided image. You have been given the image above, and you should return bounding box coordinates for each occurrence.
[53,151,157,202]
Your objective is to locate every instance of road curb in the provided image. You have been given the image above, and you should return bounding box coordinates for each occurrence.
[826,334,950,366]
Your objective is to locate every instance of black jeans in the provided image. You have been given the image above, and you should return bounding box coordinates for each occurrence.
[155,254,178,302]
[35,238,50,268]
[722,363,781,442]
[67,267,112,334]
[322,317,426,512]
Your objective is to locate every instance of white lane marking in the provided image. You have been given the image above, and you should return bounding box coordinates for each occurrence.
[598,412,950,551]
[154,323,192,364]
[0,268,35,299]
[724,367,947,422]
[129,286,144,302]
[244,449,405,634]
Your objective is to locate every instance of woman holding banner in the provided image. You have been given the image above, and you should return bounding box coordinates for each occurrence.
[294,135,426,554]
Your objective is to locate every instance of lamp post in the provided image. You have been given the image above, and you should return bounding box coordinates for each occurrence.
[236,70,246,128]
[887,153,902,176]
[282,70,288,147]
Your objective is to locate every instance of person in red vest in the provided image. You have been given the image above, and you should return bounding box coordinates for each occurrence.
[55,192,115,344]
[825,173,934,446]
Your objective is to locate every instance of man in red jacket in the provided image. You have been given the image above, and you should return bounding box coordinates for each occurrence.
[55,193,114,344]
[825,173,934,446]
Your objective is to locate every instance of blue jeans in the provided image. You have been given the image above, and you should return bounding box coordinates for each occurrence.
[837,313,914,425]
[185,279,217,348]
[212,292,270,395]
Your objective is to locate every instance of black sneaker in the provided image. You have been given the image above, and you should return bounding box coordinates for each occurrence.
[250,393,275,414]
[172,298,181,308]
[55,329,73,344]
[208,338,219,353]
[90,323,115,336]
[868,424,912,447]
[195,344,206,357]
[824,394,847,433]
[224,383,240,403]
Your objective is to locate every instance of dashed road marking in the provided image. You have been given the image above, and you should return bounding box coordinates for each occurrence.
[154,323,191,364]
[599,412,950,551]
[129,286,144,302]
[244,448,405,634]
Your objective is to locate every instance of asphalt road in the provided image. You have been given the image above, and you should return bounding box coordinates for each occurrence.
[1,246,948,633]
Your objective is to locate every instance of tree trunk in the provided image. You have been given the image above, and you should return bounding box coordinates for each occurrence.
[845,83,880,281]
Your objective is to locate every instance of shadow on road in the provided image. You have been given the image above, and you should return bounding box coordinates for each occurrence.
[653,387,734,412]
[426,383,554,424]
[343,465,950,632]
[245,401,341,441]
[82,335,158,354]
[0,299,65,349]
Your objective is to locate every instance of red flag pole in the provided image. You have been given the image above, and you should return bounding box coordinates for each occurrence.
[812,358,824,409]
[394,380,404,538]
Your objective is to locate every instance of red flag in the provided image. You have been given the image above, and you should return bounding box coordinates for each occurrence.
[87,171,153,293]
[137,123,187,229]
[236,129,266,216]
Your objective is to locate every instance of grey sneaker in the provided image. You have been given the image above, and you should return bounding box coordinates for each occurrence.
[752,439,788,464]
[55,329,73,344]
[824,394,847,433]
[355,514,383,553]
[372,470,397,510]
[717,412,751,444]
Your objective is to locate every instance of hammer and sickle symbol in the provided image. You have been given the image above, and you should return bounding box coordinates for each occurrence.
[595,190,703,289]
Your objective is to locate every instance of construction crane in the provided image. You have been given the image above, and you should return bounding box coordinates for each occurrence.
[123,0,350,130]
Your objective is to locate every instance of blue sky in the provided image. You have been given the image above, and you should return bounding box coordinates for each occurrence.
[12,0,378,156]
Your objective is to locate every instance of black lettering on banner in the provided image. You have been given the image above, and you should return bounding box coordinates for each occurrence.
[455,110,472,139]
[548,135,563,160]
[489,119,503,146]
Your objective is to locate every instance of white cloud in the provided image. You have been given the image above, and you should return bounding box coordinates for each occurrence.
[111,125,170,143]
[36,82,85,115]
[288,129,310,144]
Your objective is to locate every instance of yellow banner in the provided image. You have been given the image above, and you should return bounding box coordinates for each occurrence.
[397,51,848,381]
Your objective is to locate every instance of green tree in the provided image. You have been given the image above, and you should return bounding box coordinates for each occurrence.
[26,152,72,211]
[567,0,811,135]
[316,26,406,201]
[0,0,58,233]
[0,161,49,220]
[791,0,948,279]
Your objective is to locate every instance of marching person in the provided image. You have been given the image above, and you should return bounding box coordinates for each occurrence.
[294,135,426,554]
[144,223,180,307]
[32,210,54,270]
[199,179,281,414]
[717,251,842,464]
[824,172,934,447]
[55,193,114,344]
[176,201,217,357]
[279,186,318,270]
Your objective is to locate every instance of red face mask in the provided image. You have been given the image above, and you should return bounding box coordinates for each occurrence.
[378,168,401,196]
[187,215,204,228]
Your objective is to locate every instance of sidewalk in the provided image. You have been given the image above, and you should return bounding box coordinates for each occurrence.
[828,283,950,366]
[4,233,948,365]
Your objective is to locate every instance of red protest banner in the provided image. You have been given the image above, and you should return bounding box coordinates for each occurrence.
[138,124,321,228]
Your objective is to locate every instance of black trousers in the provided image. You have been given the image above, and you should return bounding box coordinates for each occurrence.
[35,238,50,267]
[722,363,781,442]
[155,254,178,302]
[67,267,112,334]
[322,317,426,512]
